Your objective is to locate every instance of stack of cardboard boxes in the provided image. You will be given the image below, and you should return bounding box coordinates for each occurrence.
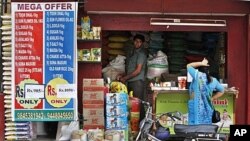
[105,92,128,141]
[82,79,105,129]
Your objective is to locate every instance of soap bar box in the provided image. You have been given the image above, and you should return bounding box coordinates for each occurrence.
[106,93,128,106]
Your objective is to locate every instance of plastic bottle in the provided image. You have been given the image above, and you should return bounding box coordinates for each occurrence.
[129,91,133,97]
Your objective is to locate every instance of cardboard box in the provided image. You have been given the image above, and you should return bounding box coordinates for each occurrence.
[83,100,104,105]
[83,108,104,117]
[83,104,104,109]
[83,79,104,87]
[106,93,128,106]
[83,90,104,104]
[83,104,104,117]
[106,105,127,117]
[83,116,105,129]
[83,87,105,91]
[106,117,128,130]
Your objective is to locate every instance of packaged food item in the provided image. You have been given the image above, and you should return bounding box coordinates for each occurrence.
[178,76,187,90]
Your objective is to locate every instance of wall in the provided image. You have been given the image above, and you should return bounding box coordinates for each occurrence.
[247,15,250,124]
[226,16,247,124]
[89,14,227,32]
[85,0,250,14]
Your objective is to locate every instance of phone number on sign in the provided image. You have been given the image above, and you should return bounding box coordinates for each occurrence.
[47,112,74,119]
[17,112,45,119]
[16,112,74,120]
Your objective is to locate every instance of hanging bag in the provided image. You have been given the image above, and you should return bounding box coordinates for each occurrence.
[210,99,221,123]
[206,93,221,123]
[212,109,221,123]
[205,82,221,123]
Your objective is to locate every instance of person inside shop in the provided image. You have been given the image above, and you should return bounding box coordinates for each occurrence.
[117,33,147,120]
[187,58,224,125]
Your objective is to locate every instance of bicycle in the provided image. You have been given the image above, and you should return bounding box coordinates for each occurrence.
[135,100,181,141]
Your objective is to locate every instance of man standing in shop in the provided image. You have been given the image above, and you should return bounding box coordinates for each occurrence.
[118,34,147,100]
[117,34,147,120]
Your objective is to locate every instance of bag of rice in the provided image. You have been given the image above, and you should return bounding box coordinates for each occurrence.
[108,42,125,49]
[108,35,129,42]
[1,14,11,20]
[0,25,11,31]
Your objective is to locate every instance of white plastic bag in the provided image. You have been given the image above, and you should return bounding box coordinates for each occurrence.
[147,51,169,79]
[58,121,79,141]
[102,66,124,81]
[109,55,126,71]
[102,55,126,81]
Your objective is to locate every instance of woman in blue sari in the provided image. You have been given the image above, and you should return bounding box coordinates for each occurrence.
[187,58,224,125]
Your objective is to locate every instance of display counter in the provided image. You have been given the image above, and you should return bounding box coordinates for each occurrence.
[151,87,238,134]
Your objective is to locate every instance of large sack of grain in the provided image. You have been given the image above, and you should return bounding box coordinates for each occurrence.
[147,51,169,79]
[107,49,126,56]
[147,64,169,79]
[108,42,125,49]
[108,35,129,42]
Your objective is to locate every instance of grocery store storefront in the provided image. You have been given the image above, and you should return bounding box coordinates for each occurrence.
[84,0,250,125]
[1,0,250,140]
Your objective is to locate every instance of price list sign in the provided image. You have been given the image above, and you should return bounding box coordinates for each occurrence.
[11,2,78,121]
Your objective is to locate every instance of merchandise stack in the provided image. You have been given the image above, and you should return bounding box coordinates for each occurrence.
[203,32,220,79]
[218,32,226,80]
[147,32,169,79]
[1,13,33,140]
[100,31,128,76]
[148,32,165,55]
[105,92,128,141]
[1,13,12,140]
[166,32,187,74]
[106,32,129,60]
[185,32,205,64]
[82,79,105,131]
